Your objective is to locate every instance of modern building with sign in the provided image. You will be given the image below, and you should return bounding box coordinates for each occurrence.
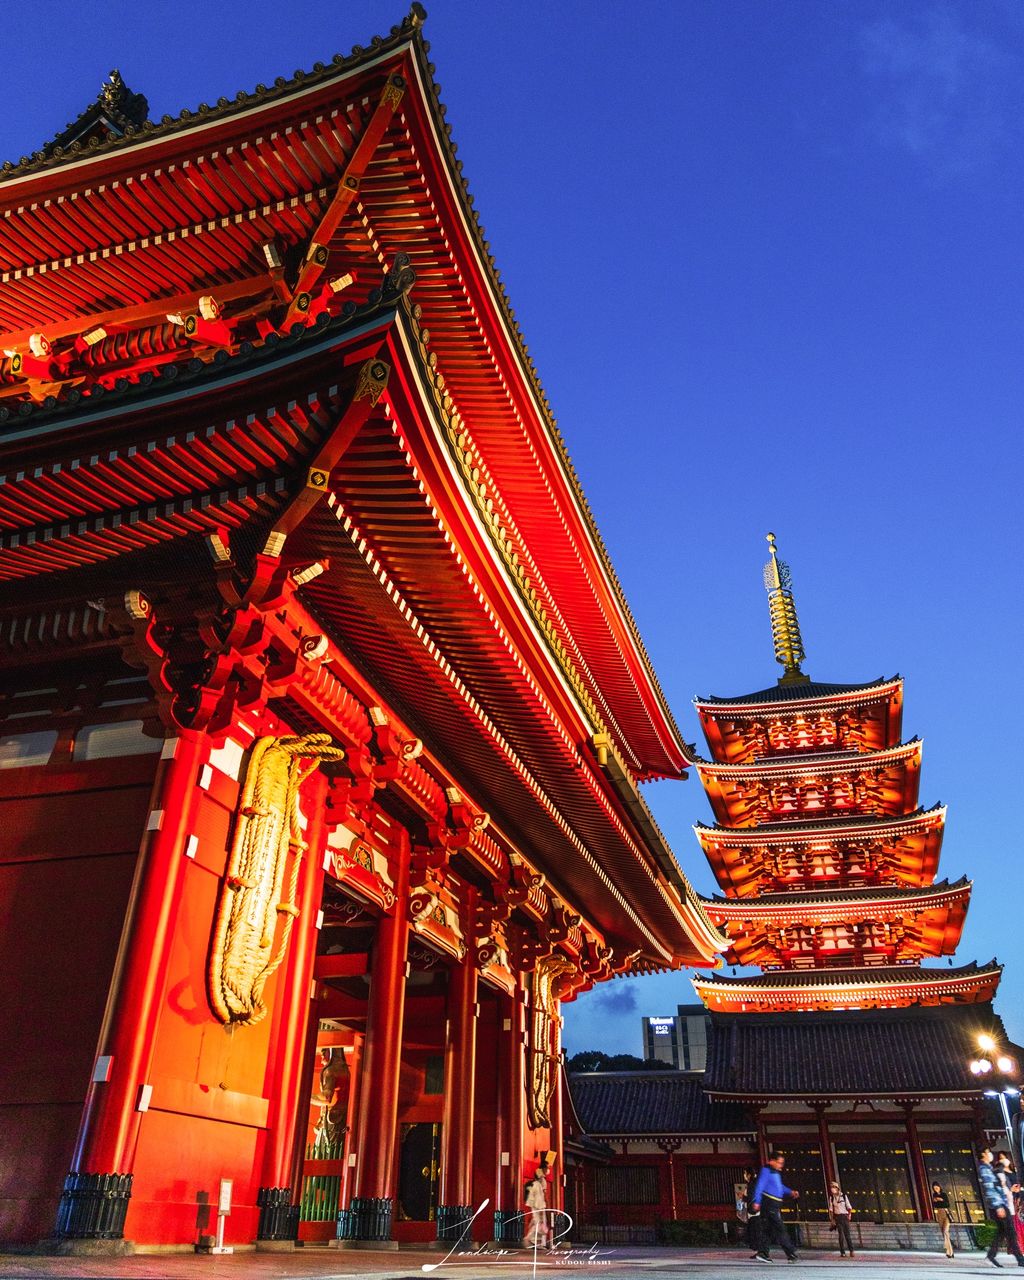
[642,1006,710,1072]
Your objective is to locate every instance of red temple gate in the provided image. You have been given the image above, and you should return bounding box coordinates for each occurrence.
[0,7,723,1251]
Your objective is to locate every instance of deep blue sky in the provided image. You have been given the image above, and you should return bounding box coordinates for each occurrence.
[5,2,1021,1050]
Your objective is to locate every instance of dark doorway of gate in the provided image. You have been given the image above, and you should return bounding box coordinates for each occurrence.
[836,1143,915,1222]
[399,1121,441,1221]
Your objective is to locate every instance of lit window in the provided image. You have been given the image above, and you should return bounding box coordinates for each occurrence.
[73,720,163,761]
[0,729,58,769]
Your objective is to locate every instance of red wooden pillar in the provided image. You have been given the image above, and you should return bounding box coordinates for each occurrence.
[346,837,410,1243]
[257,771,329,1243]
[492,995,510,1224]
[337,1034,365,1211]
[575,1161,588,1232]
[287,997,321,1207]
[56,731,206,1244]
[658,1140,681,1219]
[494,986,526,1243]
[904,1106,933,1221]
[438,924,479,1240]
[549,1044,565,1214]
[755,1110,769,1165]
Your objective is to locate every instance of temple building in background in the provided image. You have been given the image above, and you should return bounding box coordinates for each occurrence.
[567,536,1016,1245]
[0,7,724,1251]
[683,535,1008,1227]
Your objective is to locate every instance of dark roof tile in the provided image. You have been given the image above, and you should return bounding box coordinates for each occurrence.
[568,1071,752,1135]
[703,1002,1009,1096]
[697,677,897,707]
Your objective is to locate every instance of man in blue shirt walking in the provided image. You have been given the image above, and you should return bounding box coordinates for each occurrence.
[750,1151,801,1263]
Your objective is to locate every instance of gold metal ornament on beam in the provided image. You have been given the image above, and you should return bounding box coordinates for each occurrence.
[208,732,346,1026]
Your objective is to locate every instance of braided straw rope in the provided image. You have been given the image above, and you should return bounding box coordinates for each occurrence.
[208,733,345,1026]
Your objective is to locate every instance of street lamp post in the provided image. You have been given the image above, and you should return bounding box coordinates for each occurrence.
[970,1034,1021,1170]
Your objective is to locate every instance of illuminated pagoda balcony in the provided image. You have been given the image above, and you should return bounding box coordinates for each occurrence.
[695,676,904,765]
[695,806,947,897]
[694,739,922,828]
[704,877,971,969]
[693,960,1003,1014]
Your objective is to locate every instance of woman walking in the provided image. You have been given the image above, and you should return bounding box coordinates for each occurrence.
[931,1182,954,1259]
[828,1180,855,1258]
[524,1167,552,1250]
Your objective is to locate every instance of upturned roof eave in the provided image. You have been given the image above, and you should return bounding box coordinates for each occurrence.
[694,738,922,779]
[693,804,947,840]
[694,675,903,710]
[692,959,1002,990]
[704,876,972,912]
[0,9,425,186]
[398,36,690,774]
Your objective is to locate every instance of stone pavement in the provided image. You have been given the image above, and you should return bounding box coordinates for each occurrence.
[0,1244,1015,1280]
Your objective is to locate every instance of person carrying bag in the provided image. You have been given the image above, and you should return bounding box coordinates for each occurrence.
[828,1180,855,1258]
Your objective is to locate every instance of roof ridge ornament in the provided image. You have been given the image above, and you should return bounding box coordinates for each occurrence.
[763,532,810,687]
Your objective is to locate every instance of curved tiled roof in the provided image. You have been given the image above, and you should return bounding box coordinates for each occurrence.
[0,4,687,770]
[694,805,945,838]
[696,959,1001,990]
[694,738,920,777]
[704,876,969,909]
[568,1071,752,1135]
[696,677,898,707]
[703,1000,1008,1096]
[1,11,428,180]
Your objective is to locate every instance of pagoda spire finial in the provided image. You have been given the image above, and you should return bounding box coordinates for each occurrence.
[763,532,810,686]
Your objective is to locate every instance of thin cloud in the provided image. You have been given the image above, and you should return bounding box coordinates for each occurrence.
[593,982,639,1015]
[859,5,1018,177]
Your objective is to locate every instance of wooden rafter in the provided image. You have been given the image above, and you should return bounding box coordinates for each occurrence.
[281,73,407,329]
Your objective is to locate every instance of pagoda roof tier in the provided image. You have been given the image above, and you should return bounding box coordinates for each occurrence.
[695,741,922,827]
[692,960,1002,1014]
[0,10,691,781]
[706,876,970,916]
[695,807,946,897]
[695,677,903,764]
[704,878,971,968]
[702,1001,1011,1099]
[696,675,899,708]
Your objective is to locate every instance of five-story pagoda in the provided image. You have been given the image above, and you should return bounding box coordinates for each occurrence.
[691,535,1001,1014]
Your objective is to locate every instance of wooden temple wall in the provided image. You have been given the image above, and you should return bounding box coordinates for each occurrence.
[572,1147,752,1232]
[0,746,159,1242]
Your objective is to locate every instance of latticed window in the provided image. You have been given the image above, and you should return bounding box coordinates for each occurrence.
[593,1166,660,1205]
[686,1165,739,1206]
